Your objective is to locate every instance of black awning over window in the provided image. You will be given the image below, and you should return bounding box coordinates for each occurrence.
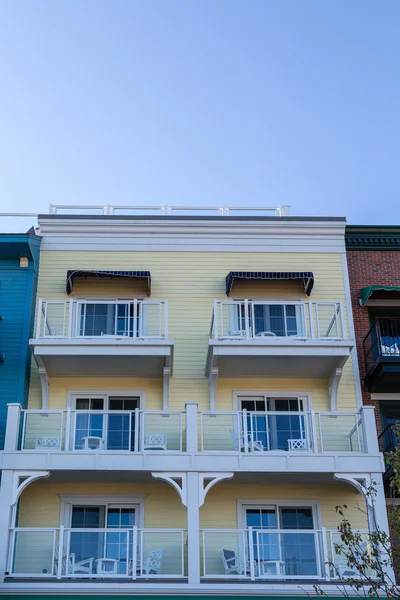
[66,270,151,295]
[225,271,314,297]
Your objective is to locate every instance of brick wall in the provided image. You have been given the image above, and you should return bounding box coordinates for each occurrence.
[347,250,400,437]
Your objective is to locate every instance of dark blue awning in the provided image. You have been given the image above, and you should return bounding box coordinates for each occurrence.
[66,270,151,295]
[225,271,314,297]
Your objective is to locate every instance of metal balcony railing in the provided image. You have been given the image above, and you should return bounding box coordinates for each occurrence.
[363,318,400,375]
[210,300,346,341]
[35,299,168,339]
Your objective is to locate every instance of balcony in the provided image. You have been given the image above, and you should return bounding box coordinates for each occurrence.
[30,299,173,378]
[8,526,186,580]
[207,300,353,381]
[363,318,400,392]
[1,403,383,475]
[6,526,371,582]
[202,528,372,581]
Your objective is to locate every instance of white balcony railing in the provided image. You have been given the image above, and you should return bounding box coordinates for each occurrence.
[199,410,365,453]
[210,300,346,341]
[327,530,374,579]
[19,409,185,452]
[12,406,366,454]
[6,526,373,582]
[202,528,327,579]
[35,299,168,339]
[49,204,290,217]
[7,527,186,579]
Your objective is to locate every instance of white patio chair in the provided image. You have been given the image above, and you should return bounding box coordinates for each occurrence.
[143,434,167,451]
[229,429,263,452]
[220,548,249,576]
[332,541,369,579]
[142,548,164,575]
[81,436,105,450]
[54,544,94,575]
[35,436,61,450]
[288,438,308,450]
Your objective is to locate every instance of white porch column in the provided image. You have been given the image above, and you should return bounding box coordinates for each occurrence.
[186,471,200,586]
[4,404,21,452]
[0,471,15,582]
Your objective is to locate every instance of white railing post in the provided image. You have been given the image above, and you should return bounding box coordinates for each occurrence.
[310,410,318,453]
[57,526,64,579]
[213,300,219,339]
[4,404,21,451]
[133,299,138,338]
[308,301,315,338]
[185,403,198,453]
[164,300,168,338]
[64,408,71,451]
[132,526,137,579]
[242,409,249,453]
[361,406,379,454]
[134,408,140,452]
[244,300,250,339]
[321,527,330,579]
[248,527,255,580]
[67,299,74,338]
[339,300,345,339]
[37,298,43,337]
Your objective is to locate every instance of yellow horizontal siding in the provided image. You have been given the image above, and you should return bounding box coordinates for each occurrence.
[18,481,367,532]
[28,377,163,410]
[29,250,356,412]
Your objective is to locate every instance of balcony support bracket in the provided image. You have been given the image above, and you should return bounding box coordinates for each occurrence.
[329,367,343,411]
[11,470,50,506]
[163,367,170,410]
[199,472,234,507]
[152,472,188,506]
[209,367,219,410]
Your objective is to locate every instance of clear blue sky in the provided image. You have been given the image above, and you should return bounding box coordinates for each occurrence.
[1,0,399,230]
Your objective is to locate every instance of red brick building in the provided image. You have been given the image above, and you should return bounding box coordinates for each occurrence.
[346,226,400,493]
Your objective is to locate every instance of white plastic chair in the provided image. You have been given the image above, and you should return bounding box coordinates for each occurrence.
[143,434,167,450]
[54,543,94,575]
[288,438,308,450]
[221,548,248,575]
[35,436,61,450]
[81,436,105,450]
[142,548,164,575]
[229,429,263,452]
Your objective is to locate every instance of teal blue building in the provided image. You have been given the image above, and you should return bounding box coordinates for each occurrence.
[0,232,41,448]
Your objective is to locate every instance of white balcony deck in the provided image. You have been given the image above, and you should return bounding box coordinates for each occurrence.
[207,300,353,379]
[30,299,173,378]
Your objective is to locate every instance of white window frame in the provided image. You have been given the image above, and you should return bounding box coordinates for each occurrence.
[233,391,311,412]
[230,299,306,338]
[60,494,146,529]
[67,390,145,451]
[74,298,145,338]
[68,390,146,411]
[237,498,321,530]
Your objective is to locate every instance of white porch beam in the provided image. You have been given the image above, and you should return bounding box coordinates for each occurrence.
[163,367,170,410]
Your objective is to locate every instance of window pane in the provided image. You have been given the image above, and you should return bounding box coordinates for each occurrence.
[281,508,314,530]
